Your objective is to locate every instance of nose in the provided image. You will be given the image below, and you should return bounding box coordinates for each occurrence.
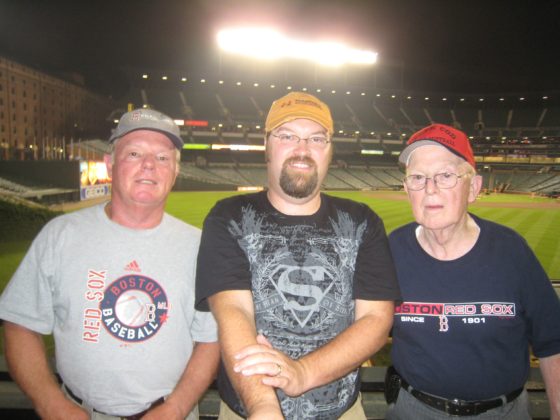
[142,154,156,169]
[293,138,312,153]
[424,176,438,194]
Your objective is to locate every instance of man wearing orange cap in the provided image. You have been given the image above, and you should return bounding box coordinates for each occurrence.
[196,92,401,419]
[385,124,560,419]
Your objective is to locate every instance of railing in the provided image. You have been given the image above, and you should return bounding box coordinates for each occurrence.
[0,357,550,419]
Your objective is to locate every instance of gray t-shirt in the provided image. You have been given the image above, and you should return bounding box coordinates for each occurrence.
[0,204,217,416]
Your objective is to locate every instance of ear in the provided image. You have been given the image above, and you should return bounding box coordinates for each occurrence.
[103,154,113,179]
[264,135,270,163]
[468,174,483,203]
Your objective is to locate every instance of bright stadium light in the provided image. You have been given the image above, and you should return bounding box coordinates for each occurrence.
[217,27,377,67]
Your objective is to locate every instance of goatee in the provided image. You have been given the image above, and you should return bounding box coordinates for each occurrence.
[279,157,318,198]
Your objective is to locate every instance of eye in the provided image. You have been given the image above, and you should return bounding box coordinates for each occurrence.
[409,174,425,181]
[156,154,171,162]
[309,136,327,144]
[279,133,294,141]
[128,151,141,158]
[439,172,454,179]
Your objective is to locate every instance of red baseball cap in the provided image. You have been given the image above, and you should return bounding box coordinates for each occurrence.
[399,124,476,169]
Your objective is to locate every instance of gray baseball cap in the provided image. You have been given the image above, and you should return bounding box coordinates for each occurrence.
[109,108,183,150]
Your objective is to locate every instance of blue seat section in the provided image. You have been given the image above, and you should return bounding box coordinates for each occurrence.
[400,104,429,127]
[483,107,509,129]
[511,106,541,128]
[453,107,479,131]
[186,90,223,121]
[354,98,392,132]
[120,83,560,142]
[426,107,453,126]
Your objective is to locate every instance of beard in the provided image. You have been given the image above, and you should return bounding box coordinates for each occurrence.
[279,156,319,198]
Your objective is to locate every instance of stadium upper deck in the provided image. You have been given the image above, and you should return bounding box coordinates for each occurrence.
[122,72,560,140]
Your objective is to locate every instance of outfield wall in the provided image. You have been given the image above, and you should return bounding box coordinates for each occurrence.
[0,161,80,189]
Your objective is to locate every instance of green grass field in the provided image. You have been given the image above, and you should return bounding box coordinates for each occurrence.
[165,190,560,279]
[1,191,559,291]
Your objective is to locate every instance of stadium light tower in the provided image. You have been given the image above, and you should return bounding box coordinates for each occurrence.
[217,27,377,67]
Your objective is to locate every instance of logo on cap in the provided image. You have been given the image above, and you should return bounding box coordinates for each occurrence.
[399,123,476,168]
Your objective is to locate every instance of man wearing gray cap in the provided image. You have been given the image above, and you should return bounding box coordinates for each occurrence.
[0,108,219,419]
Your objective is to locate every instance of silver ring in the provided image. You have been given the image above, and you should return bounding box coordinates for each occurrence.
[275,363,282,376]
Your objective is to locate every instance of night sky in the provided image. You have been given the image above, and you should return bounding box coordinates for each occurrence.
[1,0,559,96]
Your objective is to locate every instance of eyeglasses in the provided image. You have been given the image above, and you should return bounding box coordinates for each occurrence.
[270,133,331,149]
[404,172,468,190]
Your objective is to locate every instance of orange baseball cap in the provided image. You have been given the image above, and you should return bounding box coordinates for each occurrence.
[399,123,476,168]
[265,92,334,134]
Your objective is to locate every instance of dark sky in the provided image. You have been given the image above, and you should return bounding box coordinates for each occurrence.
[1,0,559,96]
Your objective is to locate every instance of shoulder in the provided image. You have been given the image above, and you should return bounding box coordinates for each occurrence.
[388,222,417,243]
[322,193,377,219]
[473,214,525,244]
[42,204,100,231]
[208,192,262,217]
[164,212,200,234]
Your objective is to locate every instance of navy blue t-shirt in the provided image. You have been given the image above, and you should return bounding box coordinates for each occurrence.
[389,214,560,400]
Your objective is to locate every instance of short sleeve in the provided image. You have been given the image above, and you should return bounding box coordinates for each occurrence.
[191,309,218,342]
[353,209,401,301]
[519,243,560,357]
[0,224,57,334]
[195,202,252,311]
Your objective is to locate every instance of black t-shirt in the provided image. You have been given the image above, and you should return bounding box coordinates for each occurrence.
[196,192,400,419]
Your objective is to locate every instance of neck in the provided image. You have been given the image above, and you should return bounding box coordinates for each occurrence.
[105,200,165,229]
[266,189,321,216]
[417,214,480,261]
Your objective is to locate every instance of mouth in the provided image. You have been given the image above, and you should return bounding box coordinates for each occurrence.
[286,157,315,171]
[136,179,157,185]
[425,204,443,210]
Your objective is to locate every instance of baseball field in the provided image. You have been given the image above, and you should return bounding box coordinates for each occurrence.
[166,190,560,280]
[1,191,559,293]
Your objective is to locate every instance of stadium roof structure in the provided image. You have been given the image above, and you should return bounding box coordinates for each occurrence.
[2,1,560,96]
[121,70,560,141]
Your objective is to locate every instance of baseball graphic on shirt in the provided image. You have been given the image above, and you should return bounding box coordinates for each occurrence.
[115,290,151,326]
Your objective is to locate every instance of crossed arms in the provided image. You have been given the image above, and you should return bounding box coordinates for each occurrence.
[209,289,394,419]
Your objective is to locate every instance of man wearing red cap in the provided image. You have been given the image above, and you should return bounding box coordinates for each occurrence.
[386,123,560,419]
[196,92,401,419]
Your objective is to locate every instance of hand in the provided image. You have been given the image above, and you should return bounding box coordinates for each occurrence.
[140,400,184,420]
[234,334,308,397]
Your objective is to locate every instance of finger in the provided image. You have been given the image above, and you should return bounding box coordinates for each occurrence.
[262,375,287,388]
[234,344,278,360]
[256,334,273,347]
[234,352,280,372]
[237,361,284,377]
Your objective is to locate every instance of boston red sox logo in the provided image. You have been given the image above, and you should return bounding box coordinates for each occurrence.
[100,275,169,342]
